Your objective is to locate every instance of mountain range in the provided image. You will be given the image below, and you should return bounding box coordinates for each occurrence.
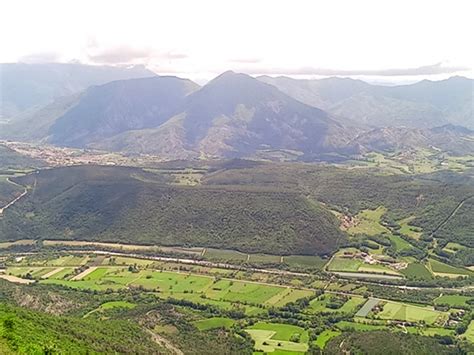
[1,64,473,160]
[0,63,155,120]
[259,75,473,129]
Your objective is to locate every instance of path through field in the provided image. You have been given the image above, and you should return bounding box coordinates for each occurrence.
[144,328,183,355]
[0,274,35,284]
[71,266,98,280]
[41,267,65,279]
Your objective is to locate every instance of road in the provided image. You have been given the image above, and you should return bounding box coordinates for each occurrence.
[0,178,28,215]
[429,195,473,238]
[0,178,28,216]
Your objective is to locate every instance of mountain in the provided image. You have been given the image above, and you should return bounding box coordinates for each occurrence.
[47,76,199,147]
[349,124,474,155]
[2,70,472,160]
[91,71,356,159]
[258,75,474,129]
[0,62,156,120]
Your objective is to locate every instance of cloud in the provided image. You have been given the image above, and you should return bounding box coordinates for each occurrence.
[229,57,262,64]
[244,62,470,76]
[87,44,188,64]
[18,52,60,63]
[88,46,152,64]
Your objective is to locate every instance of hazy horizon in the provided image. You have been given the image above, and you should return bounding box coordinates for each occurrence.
[1,0,472,84]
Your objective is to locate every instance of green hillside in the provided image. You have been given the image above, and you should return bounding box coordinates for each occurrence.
[1,165,345,256]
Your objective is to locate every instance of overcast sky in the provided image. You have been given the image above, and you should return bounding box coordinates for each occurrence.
[1,0,472,83]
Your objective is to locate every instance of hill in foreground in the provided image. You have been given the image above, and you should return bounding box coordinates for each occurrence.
[1,165,345,256]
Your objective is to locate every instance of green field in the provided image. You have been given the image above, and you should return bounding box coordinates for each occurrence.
[314,329,341,349]
[398,216,422,239]
[434,295,473,308]
[326,257,361,272]
[282,255,326,270]
[464,321,474,343]
[346,206,390,236]
[193,317,235,331]
[376,302,448,325]
[428,259,472,277]
[335,321,388,332]
[10,257,313,313]
[326,254,400,276]
[246,322,309,354]
[400,263,432,279]
[389,235,413,252]
[307,295,365,315]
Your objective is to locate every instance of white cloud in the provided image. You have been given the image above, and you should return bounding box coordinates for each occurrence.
[0,0,472,81]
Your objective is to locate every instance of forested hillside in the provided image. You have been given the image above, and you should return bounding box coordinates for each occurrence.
[0,165,345,256]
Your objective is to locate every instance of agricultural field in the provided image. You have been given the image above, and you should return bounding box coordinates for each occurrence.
[434,295,473,308]
[465,321,474,343]
[3,254,315,315]
[346,206,391,236]
[389,235,414,252]
[246,322,309,354]
[193,317,235,331]
[374,301,449,325]
[428,259,472,278]
[326,251,401,277]
[313,329,341,349]
[306,294,365,315]
[398,216,423,239]
[399,263,433,280]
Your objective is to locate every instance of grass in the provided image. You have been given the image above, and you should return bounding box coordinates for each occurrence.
[247,322,309,342]
[434,295,473,308]
[398,216,422,239]
[204,248,248,262]
[326,254,400,276]
[282,255,326,270]
[399,263,432,279]
[314,330,341,349]
[193,317,235,331]
[377,301,448,325]
[428,259,472,276]
[464,321,474,343]
[326,257,361,272]
[406,327,455,337]
[442,242,466,254]
[307,295,365,315]
[246,322,309,354]
[26,255,310,313]
[347,206,390,236]
[246,329,308,354]
[335,321,388,331]
[205,279,284,304]
[265,288,314,307]
[389,235,413,251]
[100,301,136,310]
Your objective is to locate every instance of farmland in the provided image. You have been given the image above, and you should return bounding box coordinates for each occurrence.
[245,322,309,354]
[346,206,390,236]
[374,301,448,325]
[3,254,314,315]
[1,250,473,354]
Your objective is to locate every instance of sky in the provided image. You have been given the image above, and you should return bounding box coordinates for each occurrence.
[1,0,472,83]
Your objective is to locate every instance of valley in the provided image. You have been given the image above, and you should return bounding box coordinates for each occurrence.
[0,66,472,354]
